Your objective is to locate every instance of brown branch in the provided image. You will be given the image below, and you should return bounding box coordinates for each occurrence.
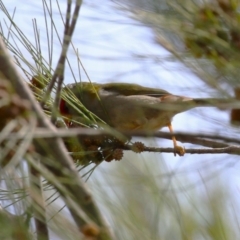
[7,127,234,148]
[152,132,239,146]
[124,145,240,155]
[5,127,240,155]
[0,33,114,240]
[177,137,229,149]
[29,164,49,240]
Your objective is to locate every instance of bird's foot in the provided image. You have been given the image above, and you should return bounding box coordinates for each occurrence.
[174,145,185,156]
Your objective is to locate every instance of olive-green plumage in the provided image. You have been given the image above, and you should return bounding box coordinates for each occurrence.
[63,81,237,130]
[60,82,236,156]
[62,82,199,131]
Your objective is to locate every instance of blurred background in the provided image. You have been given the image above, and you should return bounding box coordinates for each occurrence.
[1,0,240,239]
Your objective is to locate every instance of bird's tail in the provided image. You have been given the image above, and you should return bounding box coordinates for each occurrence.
[192,98,240,109]
[155,97,240,113]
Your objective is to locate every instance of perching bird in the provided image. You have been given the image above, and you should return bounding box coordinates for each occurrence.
[59,82,237,156]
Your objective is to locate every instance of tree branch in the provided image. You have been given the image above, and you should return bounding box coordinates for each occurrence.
[29,164,49,240]
[5,127,233,146]
[125,145,240,155]
[5,127,240,155]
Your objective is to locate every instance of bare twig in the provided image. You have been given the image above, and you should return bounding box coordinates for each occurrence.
[124,145,240,155]
[29,164,49,240]
[4,127,240,155]
[4,127,237,146]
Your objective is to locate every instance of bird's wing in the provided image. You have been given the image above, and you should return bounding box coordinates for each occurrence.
[102,82,170,97]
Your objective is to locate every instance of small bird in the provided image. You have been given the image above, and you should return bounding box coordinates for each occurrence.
[59,82,237,156]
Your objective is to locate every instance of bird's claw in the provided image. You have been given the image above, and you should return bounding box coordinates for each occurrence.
[174,145,185,157]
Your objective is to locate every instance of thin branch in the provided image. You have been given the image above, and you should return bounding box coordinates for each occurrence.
[124,145,240,155]
[4,127,240,155]
[5,127,238,147]
[49,1,72,123]
[29,164,49,240]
